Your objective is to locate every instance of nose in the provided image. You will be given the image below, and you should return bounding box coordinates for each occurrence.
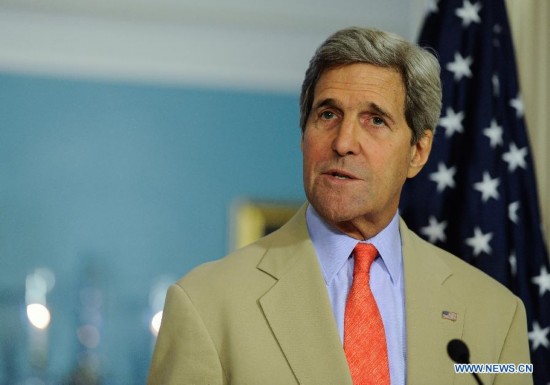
[332,117,360,156]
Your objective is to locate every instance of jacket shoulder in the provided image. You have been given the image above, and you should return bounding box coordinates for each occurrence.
[401,219,519,303]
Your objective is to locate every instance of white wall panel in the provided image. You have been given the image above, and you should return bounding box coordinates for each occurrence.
[0,0,422,92]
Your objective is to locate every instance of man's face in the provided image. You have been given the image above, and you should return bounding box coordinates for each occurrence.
[302,63,432,239]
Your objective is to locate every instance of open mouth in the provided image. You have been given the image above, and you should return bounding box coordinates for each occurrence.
[327,170,356,180]
[332,172,351,180]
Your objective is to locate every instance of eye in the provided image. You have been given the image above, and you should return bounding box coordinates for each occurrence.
[320,110,336,120]
[371,116,386,126]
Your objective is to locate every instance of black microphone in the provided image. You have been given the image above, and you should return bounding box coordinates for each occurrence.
[447,339,484,385]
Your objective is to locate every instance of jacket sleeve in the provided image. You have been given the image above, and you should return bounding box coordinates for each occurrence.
[147,284,227,385]
[493,296,533,385]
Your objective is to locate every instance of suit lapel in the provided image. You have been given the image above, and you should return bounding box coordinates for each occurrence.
[400,219,465,385]
[257,205,352,385]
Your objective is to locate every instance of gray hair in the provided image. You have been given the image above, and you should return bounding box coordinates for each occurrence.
[299,27,442,144]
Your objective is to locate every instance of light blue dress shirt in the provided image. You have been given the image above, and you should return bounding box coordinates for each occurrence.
[306,204,406,385]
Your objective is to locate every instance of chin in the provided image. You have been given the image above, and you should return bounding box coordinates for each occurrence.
[309,198,358,224]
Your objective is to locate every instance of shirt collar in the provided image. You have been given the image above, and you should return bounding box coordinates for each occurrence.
[306,204,403,286]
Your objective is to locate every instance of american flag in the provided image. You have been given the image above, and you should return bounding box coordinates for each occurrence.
[400,0,550,383]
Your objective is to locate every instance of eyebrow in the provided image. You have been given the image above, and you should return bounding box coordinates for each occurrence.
[313,98,339,111]
[368,102,396,125]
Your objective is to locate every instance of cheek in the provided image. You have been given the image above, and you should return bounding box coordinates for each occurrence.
[302,136,322,166]
[374,144,411,179]
[392,149,416,184]
[302,138,316,178]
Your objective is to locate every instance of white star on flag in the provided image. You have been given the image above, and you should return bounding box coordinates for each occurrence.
[455,0,482,27]
[508,201,520,223]
[529,321,550,351]
[465,226,493,256]
[446,52,473,81]
[532,266,550,297]
[439,107,464,137]
[509,252,517,276]
[420,216,447,243]
[502,142,528,172]
[509,94,524,118]
[429,162,456,192]
[483,118,504,148]
[473,171,500,202]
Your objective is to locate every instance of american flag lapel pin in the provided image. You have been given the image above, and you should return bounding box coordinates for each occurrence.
[442,310,458,321]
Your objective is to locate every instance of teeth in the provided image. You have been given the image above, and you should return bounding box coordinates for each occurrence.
[333,173,350,179]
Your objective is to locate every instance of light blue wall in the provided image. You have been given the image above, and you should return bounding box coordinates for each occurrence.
[0,73,304,383]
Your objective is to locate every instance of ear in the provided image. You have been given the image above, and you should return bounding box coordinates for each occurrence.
[407,129,433,178]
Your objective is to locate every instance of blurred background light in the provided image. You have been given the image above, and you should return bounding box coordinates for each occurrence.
[77,324,101,349]
[26,303,51,330]
[150,311,163,337]
[25,268,55,305]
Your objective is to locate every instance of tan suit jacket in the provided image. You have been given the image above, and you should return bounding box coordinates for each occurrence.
[148,204,532,385]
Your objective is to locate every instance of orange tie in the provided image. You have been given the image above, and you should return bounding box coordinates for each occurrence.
[344,243,390,385]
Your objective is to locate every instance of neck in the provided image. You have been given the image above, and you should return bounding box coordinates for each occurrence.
[330,212,397,240]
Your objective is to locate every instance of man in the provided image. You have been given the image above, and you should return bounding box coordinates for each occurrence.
[148,27,532,385]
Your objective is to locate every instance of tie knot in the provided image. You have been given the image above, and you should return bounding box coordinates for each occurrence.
[353,243,378,272]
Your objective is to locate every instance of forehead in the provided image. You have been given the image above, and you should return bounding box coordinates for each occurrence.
[313,63,406,109]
